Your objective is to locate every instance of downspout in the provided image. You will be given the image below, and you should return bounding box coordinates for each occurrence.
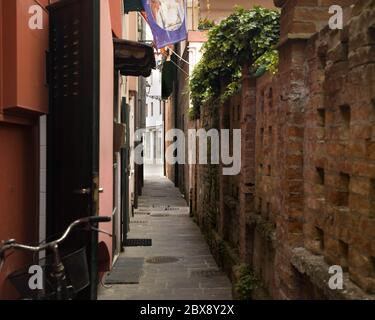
[163,100,166,177]
[173,46,179,187]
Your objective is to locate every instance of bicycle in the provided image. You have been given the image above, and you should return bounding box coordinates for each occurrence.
[0,216,111,300]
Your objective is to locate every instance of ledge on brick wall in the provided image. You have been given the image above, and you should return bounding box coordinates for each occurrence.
[291,248,375,300]
[276,33,312,49]
[248,214,276,244]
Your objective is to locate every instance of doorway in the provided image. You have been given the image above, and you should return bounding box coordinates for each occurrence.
[47,0,101,299]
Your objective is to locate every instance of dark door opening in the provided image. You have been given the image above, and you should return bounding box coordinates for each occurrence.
[47,0,100,300]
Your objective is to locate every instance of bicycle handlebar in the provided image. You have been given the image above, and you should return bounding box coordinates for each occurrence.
[0,216,111,268]
[86,216,112,223]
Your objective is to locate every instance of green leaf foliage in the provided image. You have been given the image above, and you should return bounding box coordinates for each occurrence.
[198,18,216,30]
[189,7,280,119]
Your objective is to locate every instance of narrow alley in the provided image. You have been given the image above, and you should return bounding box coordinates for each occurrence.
[99,167,232,300]
[2,0,375,305]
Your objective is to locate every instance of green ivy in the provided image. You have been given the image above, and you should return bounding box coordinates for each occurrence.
[198,18,216,30]
[234,264,262,300]
[189,7,280,119]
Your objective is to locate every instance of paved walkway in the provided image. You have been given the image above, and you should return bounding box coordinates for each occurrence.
[98,176,232,300]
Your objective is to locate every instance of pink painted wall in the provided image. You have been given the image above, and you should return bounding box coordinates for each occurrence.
[127,12,138,92]
[99,0,114,263]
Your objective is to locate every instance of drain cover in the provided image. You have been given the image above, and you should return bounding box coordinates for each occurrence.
[130,220,148,224]
[190,269,222,278]
[151,206,181,210]
[135,212,151,215]
[125,239,152,247]
[146,256,179,264]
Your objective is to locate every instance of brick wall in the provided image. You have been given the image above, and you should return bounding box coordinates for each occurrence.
[301,0,375,295]
[251,0,375,299]
[189,0,375,299]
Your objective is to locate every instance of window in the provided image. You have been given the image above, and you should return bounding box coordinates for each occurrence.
[151,102,154,116]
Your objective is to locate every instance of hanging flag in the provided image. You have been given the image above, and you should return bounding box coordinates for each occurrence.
[141,0,187,49]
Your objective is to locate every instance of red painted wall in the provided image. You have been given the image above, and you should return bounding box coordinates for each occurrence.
[0,0,122,298]
[1,0,49,115]
[0,123,38,300]
[0,0,46,299]
[109,0,123,38]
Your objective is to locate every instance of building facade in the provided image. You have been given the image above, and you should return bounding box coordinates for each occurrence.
[180,0,375,300]
[145,65,164,166]
[0,0,154,299]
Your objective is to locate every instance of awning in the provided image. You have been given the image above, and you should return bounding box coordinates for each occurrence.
[162,61,176,99]
[124,0,144,13]
[114,39,156,77]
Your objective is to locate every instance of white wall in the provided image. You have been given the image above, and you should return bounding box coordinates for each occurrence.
[145,65,163,165]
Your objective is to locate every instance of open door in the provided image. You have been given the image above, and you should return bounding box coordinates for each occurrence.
[47,0,100,300]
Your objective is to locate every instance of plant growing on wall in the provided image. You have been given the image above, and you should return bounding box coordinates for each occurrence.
[234,264,262,300]
[198,18,216,30]
[189,7,280,119]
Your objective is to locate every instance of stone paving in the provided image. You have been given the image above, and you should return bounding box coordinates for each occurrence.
[98,175,232,300]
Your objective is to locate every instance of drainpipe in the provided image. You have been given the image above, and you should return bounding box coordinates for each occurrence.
[163,100,166,177]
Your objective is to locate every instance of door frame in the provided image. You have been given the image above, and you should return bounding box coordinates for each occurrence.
[46,0,101,300]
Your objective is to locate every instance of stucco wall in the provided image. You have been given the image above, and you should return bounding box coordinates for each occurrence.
[0,124,38,300]
[99,0,114,262]
[199,0,275,23]
[109,0,123,38]
[0,0,49,114]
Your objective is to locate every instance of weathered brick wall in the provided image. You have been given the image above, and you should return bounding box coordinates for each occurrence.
[221,94,242,254]
[249,0,375,299]
[190,0,375,299]
[192,93,244,279]
[194,102,221,240]
[301,0,375,296]
[252,73,280,298]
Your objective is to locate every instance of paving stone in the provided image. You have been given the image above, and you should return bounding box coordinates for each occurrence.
[98,176,232,300]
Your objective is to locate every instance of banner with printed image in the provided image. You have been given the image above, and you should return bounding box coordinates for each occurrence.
[142,0,187,49]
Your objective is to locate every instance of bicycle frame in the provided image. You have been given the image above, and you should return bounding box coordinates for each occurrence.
[0,216,111,300]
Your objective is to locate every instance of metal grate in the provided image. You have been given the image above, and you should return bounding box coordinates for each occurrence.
[51,16,81,102]
[149,213,169,217]
[190,269,222,278]
[145,256,179,264]
[130,220,148,224]
[124,239,152,247]
[151,206,181,210]
[105,257,144,285]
